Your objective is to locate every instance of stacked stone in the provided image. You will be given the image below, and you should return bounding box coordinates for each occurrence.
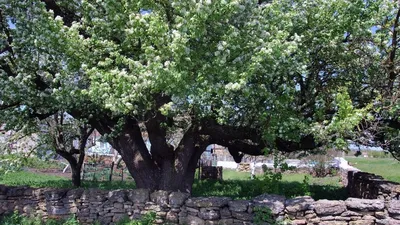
[35,188,48,217]
[293,198,400,225]
[44,189,74,220]
[75,189,190,224]
[0,185,42,218]
[144,190,188,224]
[180,197,231,224]
[200,166,223,180]
[96,189,126,224]
[285,196,315,225]
[5,183,400,224]
[179,194,289,225]
[0,185,16,216]
[168,192,190,224]
[347,171,400,200]
[237,163,251,172]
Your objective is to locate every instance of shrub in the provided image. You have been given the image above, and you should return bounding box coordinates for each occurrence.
[0,154,63,173]
[365,150,391,158]
[0,212,156,225]
[115,212,156,225]
[253,207,289,225]
[303,149,341,178]
[0,211,77,225]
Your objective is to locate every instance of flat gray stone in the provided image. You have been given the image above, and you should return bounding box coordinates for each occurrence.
[44,189,68,201]
[186,197,231,208]
[0,185,9,195]
[320,222,347,225]
[341,211,362,217]
[314,200,346,216]
[150,190,169,205]
[166,211,179,223]
[169,192,190,207]
[179,215,204,225]
[285,196,314,213]
[376,218,400,225]
[198,208,220,220]
[220,207,231,218]
[345,198,384,211]
[127,189,150,203]
[229,200,250,212]
[108,190,127,203]
[7,186,30,197]
[349,220,374,225]
[81,188,107,201]
[66,188,84,199]
[388,200,400,215]
[252,194,286,215]
[46,206,69,215]
[231,211,253,221]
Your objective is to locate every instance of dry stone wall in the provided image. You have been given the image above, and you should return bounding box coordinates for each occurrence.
[347,171,400,201]
[2,185,400,224]
[200,166,223,180]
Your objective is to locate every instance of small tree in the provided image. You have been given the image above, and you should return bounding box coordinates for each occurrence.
[40,113,94,187]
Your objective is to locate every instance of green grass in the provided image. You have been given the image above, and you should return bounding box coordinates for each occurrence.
[205,169,346,200]
[223,169,341,186]
[0,154,64,170]
[0,213,80,225]
[0,169,346,200]
[22,158,64,170]
[346,157,400,183]
[192,178,346,200]
[0,171,135,190]
[223,169,252,180]
[0,211,156,225]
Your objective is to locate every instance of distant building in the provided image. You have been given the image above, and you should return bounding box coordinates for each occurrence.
[0,124,37,154]
[348,142,384,152]
[86,130,116,156]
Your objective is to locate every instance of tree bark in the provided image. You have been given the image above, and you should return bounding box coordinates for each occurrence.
[56,150,83,187]
[71,164,82,187]
[107,117,159,190]
[100,117,207,192]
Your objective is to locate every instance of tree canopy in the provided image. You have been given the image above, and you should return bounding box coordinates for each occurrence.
[0,0,397,191]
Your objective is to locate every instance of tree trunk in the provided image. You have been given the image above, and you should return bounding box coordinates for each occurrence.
[113,141,203,192]
[71,165,82,187]
[105,119,207,192]
[108,117,160,190]
[89,112,227,192]
[56,150,84,187]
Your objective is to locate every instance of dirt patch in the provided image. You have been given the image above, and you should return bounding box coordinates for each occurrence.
[27,168,71,179]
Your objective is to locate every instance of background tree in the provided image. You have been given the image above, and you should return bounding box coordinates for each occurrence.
[39,113,94,187]
[320,1,400,159]
[0,0,391,191]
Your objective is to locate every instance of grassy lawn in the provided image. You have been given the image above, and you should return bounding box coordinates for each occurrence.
[223,169,341,186]
[346,157,400,183]
[0,171,135,190]
[0,168,346,200]
[217,169,345,200]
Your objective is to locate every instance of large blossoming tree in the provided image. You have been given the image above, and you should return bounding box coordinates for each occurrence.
[0,0,390,191]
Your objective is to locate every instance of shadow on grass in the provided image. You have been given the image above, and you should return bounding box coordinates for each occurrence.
[192,179,347,200]
[1,171,347,200]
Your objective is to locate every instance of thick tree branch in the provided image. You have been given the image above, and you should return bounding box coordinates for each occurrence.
[0,102,20,110]
[200,117,320,162]
[145,94,174,165]
[200,118,261,143]
[41,0,78,27]
[386,7,400,94]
